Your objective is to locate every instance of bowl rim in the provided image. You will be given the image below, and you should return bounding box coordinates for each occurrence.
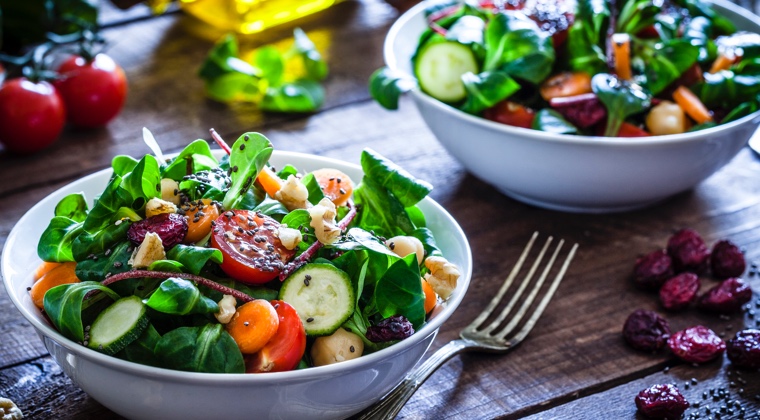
[1,149,473,384]
[383,0,760,147]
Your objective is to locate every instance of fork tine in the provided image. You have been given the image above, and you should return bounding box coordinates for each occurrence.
[498,242,579,344]
[468,231,539,331]
[479,236,554,334]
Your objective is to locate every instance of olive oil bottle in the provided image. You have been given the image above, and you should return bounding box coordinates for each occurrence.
[174,0,342,34]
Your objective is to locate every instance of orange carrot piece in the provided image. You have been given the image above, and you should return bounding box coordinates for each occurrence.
[34,261,62,281]
[709,53,734,74]
[612,33,632,81]
[422,279,437,314]
[539,72,592,101]
[257,166,284,198]
[30,262,79,309]
[311,168,354,207]
[226,300,280,354]
[183,199,221,243]
[673,86,713,124]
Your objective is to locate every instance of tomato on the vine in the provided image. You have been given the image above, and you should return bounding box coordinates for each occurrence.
[55,53,127,128]
[210,210,295,285]
[0,78,66,154]
[245,300,306,373]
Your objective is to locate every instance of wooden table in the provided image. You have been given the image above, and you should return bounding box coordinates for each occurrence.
[1,1,759,418]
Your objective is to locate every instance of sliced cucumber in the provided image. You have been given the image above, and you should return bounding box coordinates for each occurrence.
[88,295,149,355]
[414,41,478,103]
[279,263,355,336]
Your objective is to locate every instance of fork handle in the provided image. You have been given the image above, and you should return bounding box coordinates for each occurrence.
[356,339,471,420]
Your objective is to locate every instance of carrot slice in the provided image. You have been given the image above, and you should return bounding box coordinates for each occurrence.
[34,261,62,281]
[226,300,280,354]
[182,199,221,243]
[30,262,79,309]
[257,166,284,198]
[612,33,632,81]
[422,279,437,314]
[709,53,734,74]
[311,168,354,207]
[539,72,592,101]
[673,86,713,124]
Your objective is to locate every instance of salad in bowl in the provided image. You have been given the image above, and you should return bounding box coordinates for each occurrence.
[371,0,760,137]
[28,129,463,375]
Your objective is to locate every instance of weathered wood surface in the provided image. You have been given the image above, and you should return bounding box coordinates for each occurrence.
[1,1,760,419]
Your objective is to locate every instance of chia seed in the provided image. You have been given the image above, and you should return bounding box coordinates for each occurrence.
[306,317,314,323]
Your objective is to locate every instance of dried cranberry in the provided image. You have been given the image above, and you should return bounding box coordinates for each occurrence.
[365,315,415,343]
[634,384,689,419]
[726,329,760,369]
[659,273,700,311]
[127,213,188,249]
[622,310,671,352]
[666,228,710,274]
[668,325,726,363]
[549,93,607,128]
[710,240,746,279]
[633,250,674,291]
[697,278,752,314]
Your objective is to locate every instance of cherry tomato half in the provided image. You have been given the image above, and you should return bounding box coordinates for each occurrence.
[55,53,127,128]
[0,78,66,154]
[245,300,306,373]
[210,210,295,284]
[483,101,536,129]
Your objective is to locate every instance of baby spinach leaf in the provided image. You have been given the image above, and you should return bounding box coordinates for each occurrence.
[532,109,578,134]
[38,217,83,262]
[166,245,223,275]
[460,71,520,115]
[368,67,416,110]
[353,177,415,238]
[292,27,328,81]
[637,40,699,95]
[261,80,325,113]
[301,172,325,205]
[54,193,88,223]
[83,175,132,234]
[43,281,120,343]
[122,154,161,204]
[144,278,219,315]
[112,155,139,177]
[162,139,219,182]
[592,73,652,136]
[566,21,607,75]
[117,323,161,367]
[223,132,273,210]
[255,45,285,86]
[155,324,244,373]
[483,11,555,84]
[374,254,425,329]
[692,71,760,109]
[72,220,131,262]
[75,242,133,283]
[359,148,432,208]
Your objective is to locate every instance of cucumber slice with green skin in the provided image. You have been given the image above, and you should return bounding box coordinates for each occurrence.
[88,295,149,355]
[415,41,479,103]
[279,263,355,336]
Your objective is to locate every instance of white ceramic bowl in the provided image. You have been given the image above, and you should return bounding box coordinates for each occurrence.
[385,0,760,213]
[2,150,472,420]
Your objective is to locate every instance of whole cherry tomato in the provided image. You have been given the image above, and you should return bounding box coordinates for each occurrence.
[0,78,66,154]
[55,53,127,128]
[210,210,295,284]
[245,300,306,373]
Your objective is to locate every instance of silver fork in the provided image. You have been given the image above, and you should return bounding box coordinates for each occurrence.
[356,232,579,420]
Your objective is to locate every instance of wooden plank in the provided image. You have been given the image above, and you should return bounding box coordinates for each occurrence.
[0,0,399,197]
[524,361,760,419]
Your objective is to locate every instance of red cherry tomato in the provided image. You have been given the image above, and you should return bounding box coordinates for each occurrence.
[245,300,306,373]
[210,210,295,285]
[617,122,651,137]
[483,101,536,129]
[55,53,127,128]
[0,78,66,154]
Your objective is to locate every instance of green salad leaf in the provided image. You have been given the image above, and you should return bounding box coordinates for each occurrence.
[144,278,219,315]
[54,193,88,223]
[43,281,121,343]
[155,324,244,373]
[483,11,555,84]
[38,216,83,262]
[592,73,652,136]
[223,132,273,210]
